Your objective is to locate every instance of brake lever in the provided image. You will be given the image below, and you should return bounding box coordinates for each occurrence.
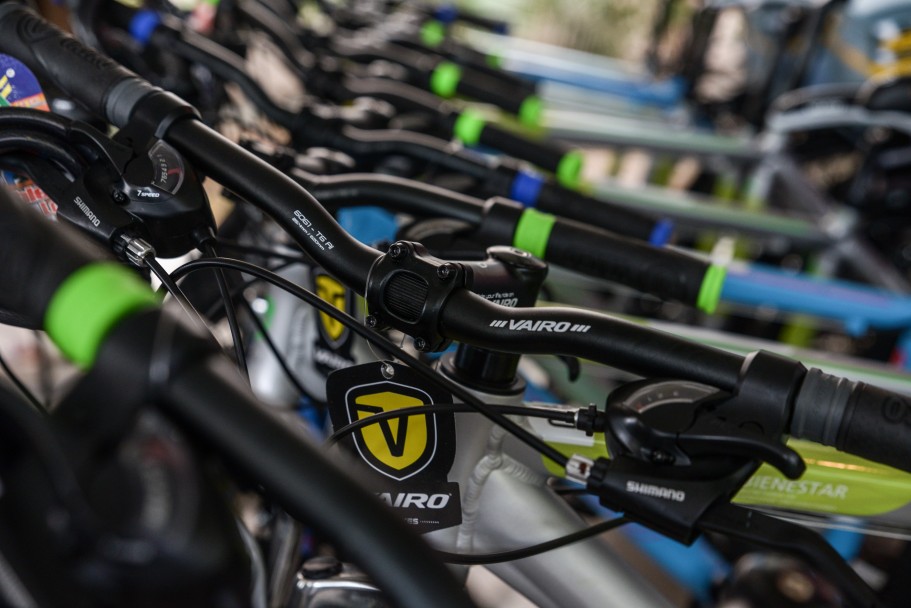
[575,377,808,542]
[678,416,806,479]
[576,375,877,606]
[605,379,804,479]
[700,503,881,608]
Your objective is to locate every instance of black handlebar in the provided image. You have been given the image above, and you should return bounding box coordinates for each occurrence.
[164,119,382,290]
[3,6,911,483]
[479,122,569,172]
[294,170,709,305]
[447,63,535,117]
[792,369,911,472]
[126,11,661,243]
[333,37,535,117]
[340,76,573,175]
[440,290,745,389]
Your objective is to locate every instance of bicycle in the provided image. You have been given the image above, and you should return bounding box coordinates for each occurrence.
[3,5,911,607]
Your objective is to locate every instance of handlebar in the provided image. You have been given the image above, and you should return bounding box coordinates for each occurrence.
[0,172,103,329]
[164,119,381,289]
[476,121,577,180]
[130,12,654,240]
[437,60,539,121]
[3,6,911,481]
[338,76,577,178]
[293,170,716,308]
[333,37,539,121]
[0,183,475,608]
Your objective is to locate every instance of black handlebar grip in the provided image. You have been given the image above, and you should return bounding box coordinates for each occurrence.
[479,124,569,174]
[792,368,911,473]
[0,4,157,126]
[543,216,706,306]
[0,186,102,328]
[453,66,537,119]
[535,183,665,244]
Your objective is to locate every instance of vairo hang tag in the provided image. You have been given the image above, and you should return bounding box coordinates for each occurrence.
[314,272,351,348]
[344,381,438,481]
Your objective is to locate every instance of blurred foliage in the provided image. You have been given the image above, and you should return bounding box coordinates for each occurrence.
[455,0,664,60]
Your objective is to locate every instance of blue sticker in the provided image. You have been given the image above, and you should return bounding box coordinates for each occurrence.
[509,170,545,207]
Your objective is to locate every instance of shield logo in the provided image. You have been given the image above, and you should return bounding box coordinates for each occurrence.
[315,273,350,347]
[345,381,436,480]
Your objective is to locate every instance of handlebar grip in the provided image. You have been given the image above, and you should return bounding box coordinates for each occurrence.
[478,123,571,175]
[456,70,539,124]
[0,186,102,328]
[792,368,911,473]
[430,61,540,125]
[542,216,711,307]
[535,182,668,244]
[0,4,157,126]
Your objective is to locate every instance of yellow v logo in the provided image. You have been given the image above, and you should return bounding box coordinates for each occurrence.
[315,273,349,345]
[347,385,436,480]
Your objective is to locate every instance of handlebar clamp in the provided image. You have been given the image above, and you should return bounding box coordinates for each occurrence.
[365,240,467,352]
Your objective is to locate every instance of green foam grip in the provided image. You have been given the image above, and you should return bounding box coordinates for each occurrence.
[696,264,726,314]
[45,263,161,368]
[513,208,556,259]
[556,150,584,189]
[421,20,446,47]
[518,95,543,127]
[430,62,462,98]
[453,109,486,145]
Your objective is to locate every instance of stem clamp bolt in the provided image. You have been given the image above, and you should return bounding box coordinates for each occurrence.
[388,243,405,260]
[437,263,454,280]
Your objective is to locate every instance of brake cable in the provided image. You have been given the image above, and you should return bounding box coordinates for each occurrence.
[169,256,572,468]
[326,402,577,446]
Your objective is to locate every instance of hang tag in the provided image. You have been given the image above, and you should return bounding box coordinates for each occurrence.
[311,270,356,377]
[327,361,461,533]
